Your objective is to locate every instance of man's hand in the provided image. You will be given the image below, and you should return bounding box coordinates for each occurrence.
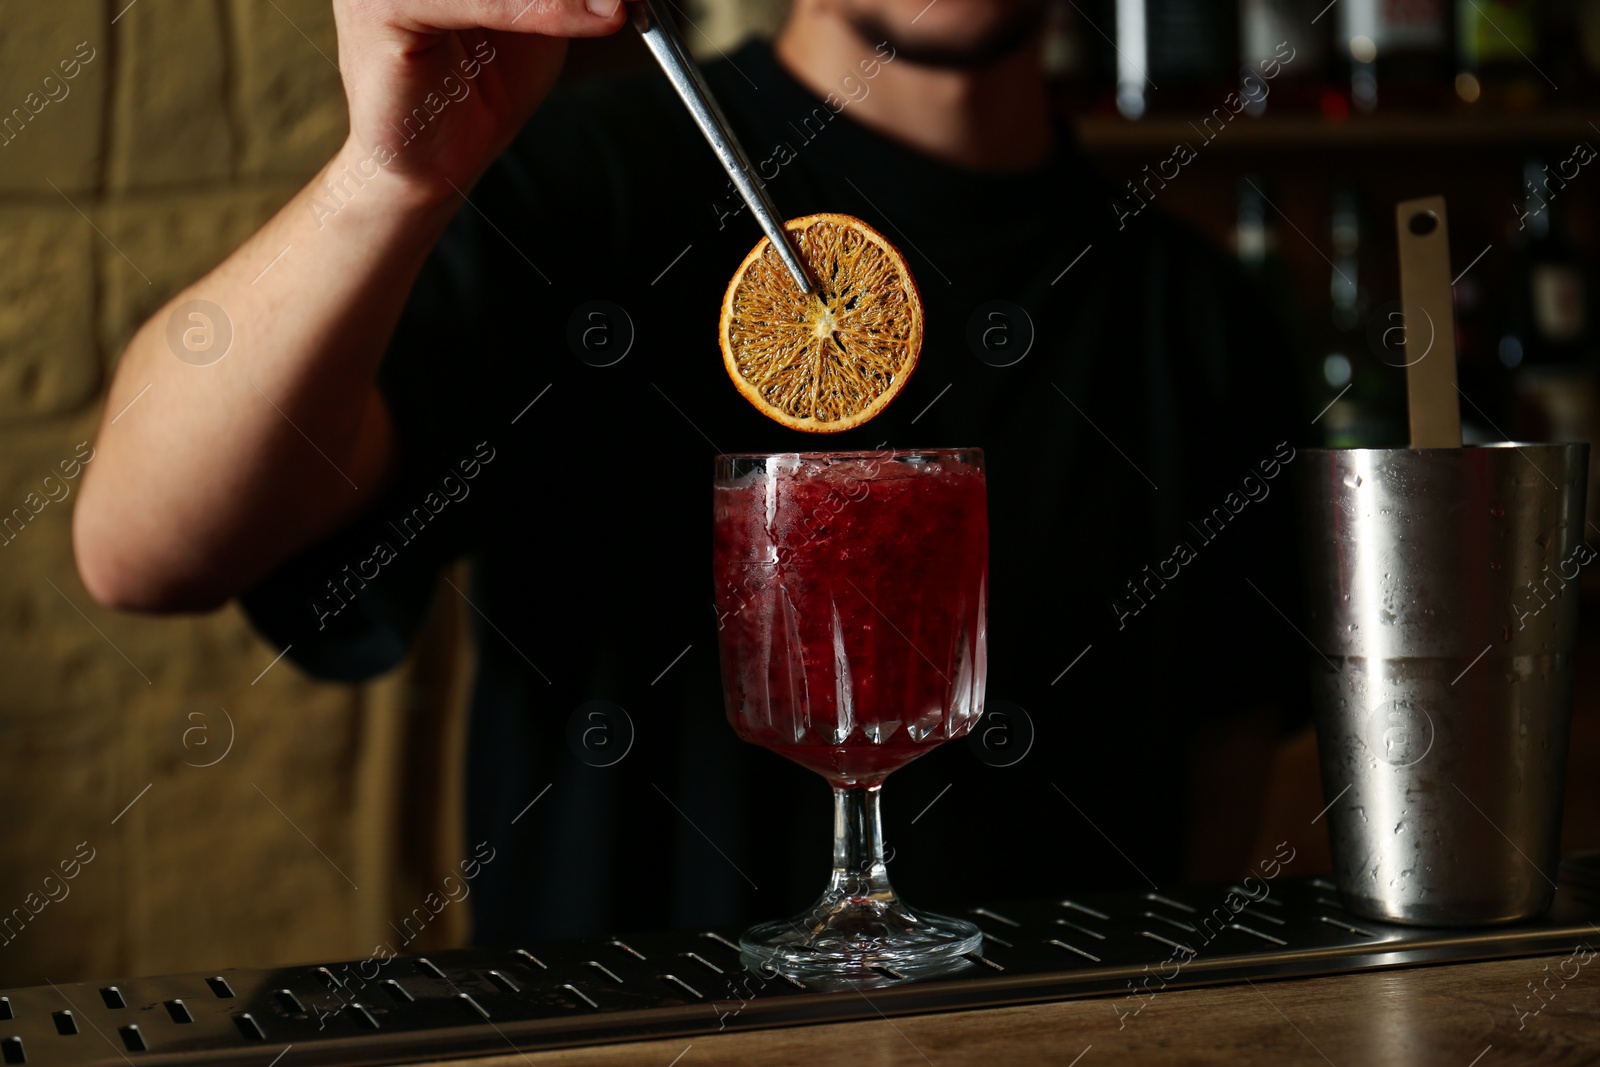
[75,0,627,612]
[335,0,627,198]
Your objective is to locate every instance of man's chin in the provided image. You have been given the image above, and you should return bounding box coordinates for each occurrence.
[846,5,1045,70]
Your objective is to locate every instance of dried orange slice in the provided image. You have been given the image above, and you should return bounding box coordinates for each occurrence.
[720,213,922,433]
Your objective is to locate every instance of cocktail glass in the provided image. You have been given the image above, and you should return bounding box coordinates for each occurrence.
[712,449,988,982]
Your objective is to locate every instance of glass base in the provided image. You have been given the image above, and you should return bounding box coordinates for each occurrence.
[740,890,982,986]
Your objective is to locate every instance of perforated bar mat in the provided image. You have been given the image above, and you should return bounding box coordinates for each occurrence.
[6,861,1600,1067]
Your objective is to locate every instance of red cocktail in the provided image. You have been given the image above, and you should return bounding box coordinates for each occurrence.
[713,449,988,983]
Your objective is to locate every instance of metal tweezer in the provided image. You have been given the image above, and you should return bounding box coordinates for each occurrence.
[627,0,813,294]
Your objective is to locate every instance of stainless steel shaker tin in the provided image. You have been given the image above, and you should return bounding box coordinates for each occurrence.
[1299,443,1589,925]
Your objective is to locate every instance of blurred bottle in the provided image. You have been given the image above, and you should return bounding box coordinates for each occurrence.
[1503,158,1594,370]
[1454,0,1543,109]
[1318,188,1405,445]
[1449,218,1506,441]
[1234,175,1275,272]
[1539,0,1600,105]
[1338,0,1451,112]
[1045,0,1112,112]
[1235,177,1316,415]
[1502,157,1600,528]
[1114,0,1238,117]
[1581,1,1600,102]
[1238,0,1330,114]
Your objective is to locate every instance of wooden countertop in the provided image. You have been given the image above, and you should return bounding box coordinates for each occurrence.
[414,953,1600,1067]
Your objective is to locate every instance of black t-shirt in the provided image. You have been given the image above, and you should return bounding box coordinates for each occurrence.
[242,39,1308,945]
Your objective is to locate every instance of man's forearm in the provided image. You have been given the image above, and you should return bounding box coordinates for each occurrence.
[75,138,463,612]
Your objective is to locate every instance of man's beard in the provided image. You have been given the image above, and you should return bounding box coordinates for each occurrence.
[847,2,1046,70]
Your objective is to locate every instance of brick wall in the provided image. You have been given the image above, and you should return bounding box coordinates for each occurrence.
[0,0,453,987]
[0,0,780,987]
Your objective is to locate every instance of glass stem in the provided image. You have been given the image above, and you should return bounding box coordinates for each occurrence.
[828,785,896,903]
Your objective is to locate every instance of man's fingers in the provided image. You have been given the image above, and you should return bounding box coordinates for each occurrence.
[383,0,628,38]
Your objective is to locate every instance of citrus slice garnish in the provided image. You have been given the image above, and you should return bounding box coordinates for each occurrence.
[720,213,923,433]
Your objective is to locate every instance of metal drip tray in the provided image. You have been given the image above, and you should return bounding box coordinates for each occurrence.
[7,859,1600,1067]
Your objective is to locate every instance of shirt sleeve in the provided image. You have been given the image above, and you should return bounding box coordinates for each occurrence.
[235,241,503,681]
[237,92,624,682]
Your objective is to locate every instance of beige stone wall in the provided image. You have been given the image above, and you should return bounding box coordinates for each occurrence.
[691,0,790,54]
[0,0,472,987]
[0,0,778,988]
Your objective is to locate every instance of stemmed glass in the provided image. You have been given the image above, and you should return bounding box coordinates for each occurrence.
[712,449,988,982]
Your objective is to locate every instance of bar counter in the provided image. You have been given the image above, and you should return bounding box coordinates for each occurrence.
[6,870,1599,1067]
[436,953,1597,1066]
